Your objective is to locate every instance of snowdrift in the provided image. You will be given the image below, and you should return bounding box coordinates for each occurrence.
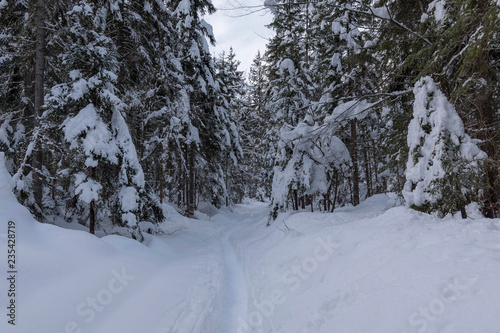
[229,196,500,333]
[0,153,224,333]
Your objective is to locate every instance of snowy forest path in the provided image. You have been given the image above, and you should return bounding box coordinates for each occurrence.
[147,202,270,333]
[213,202,270,332]
[219,224,249,332]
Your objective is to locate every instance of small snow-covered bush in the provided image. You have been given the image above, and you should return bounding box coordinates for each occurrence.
[403,76,486,216]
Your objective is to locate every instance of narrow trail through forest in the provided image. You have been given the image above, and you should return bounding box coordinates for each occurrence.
[214,203,269,332]
[219,228,248,333]
[147,202,269,333]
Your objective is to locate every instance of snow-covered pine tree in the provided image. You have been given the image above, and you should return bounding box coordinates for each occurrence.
[44,2,161,238]
[0,0,61,217]
[373,0,442,197]
[419,0,500,209]
[265,0,319,214]
[238,51,273,200]
[0,0,31,173]
[248,51,268,122]
[270,120,351,219]
[403,76,486,218]
[373,0,500,213]
[268,57,312,212]
[323,0,382,206]
[170,0,239,213]
[112,0,183,208]
[269,0,380,212]
[214,48,244,204]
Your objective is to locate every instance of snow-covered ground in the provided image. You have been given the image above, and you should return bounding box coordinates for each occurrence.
[1,157,500,333]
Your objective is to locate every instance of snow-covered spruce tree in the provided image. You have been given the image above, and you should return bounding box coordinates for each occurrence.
[0,0,30,172]
[302,0,381,208]
[107,0,183,209]
[403,76,486,218]
[170,0,240,213]
[268,58,312,213]
[45,2,161,238]
[420,0,500,208]
[214,48,244,204]
[309,1,356,206]
[237,51,272,201]
[264,0,318,214]
[373,0,454,197]
[373,0,500,207]
[248,51,268,123]
[0,0,62,217]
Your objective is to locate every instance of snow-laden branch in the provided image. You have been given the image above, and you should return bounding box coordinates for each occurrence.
[326,90,412,123]
[360,6,432,45]
[226,1,432,45]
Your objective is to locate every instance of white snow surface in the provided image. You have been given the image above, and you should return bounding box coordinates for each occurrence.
[2,154,500,332]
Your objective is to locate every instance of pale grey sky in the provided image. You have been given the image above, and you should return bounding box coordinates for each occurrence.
[205,0,273,74]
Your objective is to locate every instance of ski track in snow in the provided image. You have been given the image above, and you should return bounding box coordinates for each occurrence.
[216,204,269,332]
[219,228,248,333]
[146,204,268,333]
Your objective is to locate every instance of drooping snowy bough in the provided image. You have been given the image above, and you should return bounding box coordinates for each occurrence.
[271,120,351,219]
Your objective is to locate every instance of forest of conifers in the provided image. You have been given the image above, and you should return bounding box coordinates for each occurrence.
[1,0,499,238]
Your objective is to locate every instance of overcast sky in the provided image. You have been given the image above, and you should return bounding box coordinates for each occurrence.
[205,0,273,75]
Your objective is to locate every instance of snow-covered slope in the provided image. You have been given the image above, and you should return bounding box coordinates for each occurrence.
[0,153,226,333]
[2,152,500,333]
[231,196,500,333]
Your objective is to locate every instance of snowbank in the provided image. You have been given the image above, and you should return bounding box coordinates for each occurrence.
[230,195,500,333]
[0,153,224,333]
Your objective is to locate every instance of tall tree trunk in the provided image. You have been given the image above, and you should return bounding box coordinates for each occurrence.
[89,167,97,234]
[89,200,96,234]
[159,163,164,204]
[33,0,46,214]
[225,157,229,206]
[332,171,339,213]
[371,138,380,193]
[350,119,360,206]
[178,157,184,208]
[293,189,298,210]
[362,127,372,198]
[187,149,195,216]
